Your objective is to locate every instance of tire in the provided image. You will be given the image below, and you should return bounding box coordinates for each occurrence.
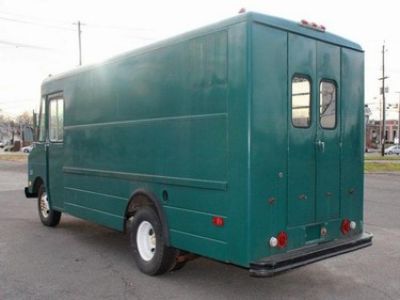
[38,185,61,227]
[129,206,177,275]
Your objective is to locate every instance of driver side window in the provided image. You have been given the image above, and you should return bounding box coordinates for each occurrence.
[49,97,64,142]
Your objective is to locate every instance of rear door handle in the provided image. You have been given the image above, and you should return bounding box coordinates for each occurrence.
[316,140,325,152]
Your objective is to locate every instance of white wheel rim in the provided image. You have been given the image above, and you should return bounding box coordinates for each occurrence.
[136,221,156,261]
[39,192,50,218]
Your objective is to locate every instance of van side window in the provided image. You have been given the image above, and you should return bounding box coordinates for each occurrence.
[38,97,46,142]
[292,76,311,128]
[49,98,64,142]
[320,81,337,129]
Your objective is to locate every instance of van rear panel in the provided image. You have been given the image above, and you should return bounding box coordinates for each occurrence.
[249,20,370,273]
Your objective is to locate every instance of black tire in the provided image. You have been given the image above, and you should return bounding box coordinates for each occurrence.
[38,185,61,227]
[129,206,177,275]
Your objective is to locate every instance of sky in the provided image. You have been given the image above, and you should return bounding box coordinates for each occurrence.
[1,0,400,120]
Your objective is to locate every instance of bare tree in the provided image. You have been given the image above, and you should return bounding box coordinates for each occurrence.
[15,111,33,126]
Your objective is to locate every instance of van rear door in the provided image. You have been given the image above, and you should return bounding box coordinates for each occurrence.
[288,34,341,228]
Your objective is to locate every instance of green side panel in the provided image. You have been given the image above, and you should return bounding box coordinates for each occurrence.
[224,22,250,265]
[164,206,227,243]
[64,186,126,216]
[48,143,64,211]
[64,116,227,181]
[315,42,341,222]
[28,143,47,192]
[169,230,227,262]
[65,31,228,126]
[58,27,238,262]
[287,34,317,226]
[340,49,364,223]
[249,24,288,262]
[64,202,124,230]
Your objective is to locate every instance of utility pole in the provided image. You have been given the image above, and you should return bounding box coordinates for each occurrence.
[396,92,400,145]
[379,43,388,156]
[74,21,83,66]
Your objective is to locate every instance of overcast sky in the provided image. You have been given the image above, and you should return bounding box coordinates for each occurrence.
[1,0,400,120]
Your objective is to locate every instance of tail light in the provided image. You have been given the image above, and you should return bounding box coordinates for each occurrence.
[341,219,352,234]
[269,231,288,248]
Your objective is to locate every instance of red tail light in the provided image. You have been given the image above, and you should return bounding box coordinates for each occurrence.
[277,231,288,248]
[341,219,351,234]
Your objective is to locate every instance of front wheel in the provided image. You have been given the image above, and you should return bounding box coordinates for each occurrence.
[38,185,61,227]
[129,206,177,275]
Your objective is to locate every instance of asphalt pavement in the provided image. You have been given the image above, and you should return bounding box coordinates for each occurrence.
[0,160,399,300]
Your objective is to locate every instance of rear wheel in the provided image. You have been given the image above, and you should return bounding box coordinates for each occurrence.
[129,206,177,275]
[38,185,61,227]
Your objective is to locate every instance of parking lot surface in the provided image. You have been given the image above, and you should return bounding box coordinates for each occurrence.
[0,160,399,300]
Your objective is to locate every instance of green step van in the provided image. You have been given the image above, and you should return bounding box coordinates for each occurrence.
[25,12,372,276]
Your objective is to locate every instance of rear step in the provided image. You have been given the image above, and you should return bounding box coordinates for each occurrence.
[250,233,373,277]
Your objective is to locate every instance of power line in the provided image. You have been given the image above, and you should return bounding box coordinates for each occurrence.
[86,22,155,33]
[0,11,156,35]
[0,39,56,51]
[0,15,74,31]
[0,10,72,26]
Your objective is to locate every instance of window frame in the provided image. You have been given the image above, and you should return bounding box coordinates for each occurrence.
[38,97,47,142]
[48,92,64,143]
[319,79,337,130]
[291,74,312,129]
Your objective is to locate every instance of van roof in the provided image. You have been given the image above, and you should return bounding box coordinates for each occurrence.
[250,12,362,51]
[42,12,362,88]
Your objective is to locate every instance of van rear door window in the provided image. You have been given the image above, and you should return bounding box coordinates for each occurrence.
[291,76,311,128]
[319,81,337,129]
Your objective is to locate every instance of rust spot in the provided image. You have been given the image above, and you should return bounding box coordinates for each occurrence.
[267,197,276,205]
[298,194,307,201]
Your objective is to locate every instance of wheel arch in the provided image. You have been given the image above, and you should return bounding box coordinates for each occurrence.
[25,176,45,198]
[125,189,171,246]
[33,176,45,194]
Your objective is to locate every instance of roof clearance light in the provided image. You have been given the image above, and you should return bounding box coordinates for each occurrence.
[299,19,326,32]
[301,19,309,25]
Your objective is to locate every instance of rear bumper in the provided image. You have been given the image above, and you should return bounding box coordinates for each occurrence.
[250,232,373,277]
[24,187,37,198]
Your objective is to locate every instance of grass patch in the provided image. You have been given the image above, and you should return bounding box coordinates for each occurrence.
[0,153,28,162]
[365,154,400,161]
[365,161,400,172]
